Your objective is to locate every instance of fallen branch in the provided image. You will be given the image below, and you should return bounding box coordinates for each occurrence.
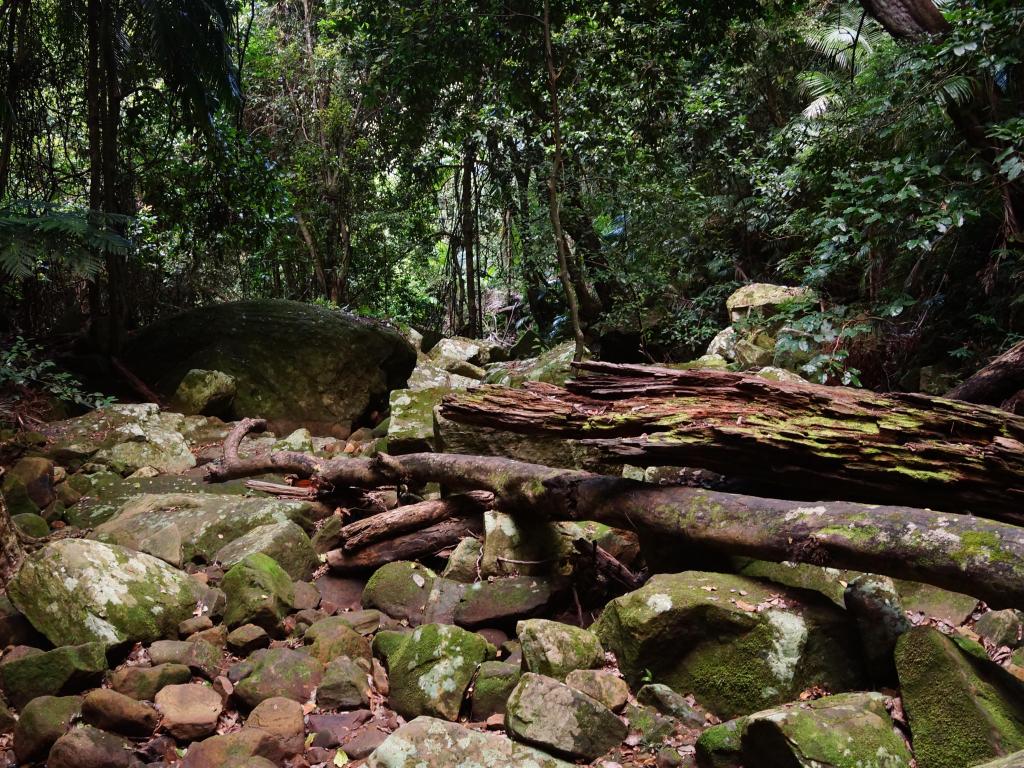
[244,480,319,499]
[208,419,1024,608]
[948,339,1024,413]
[439,361,1024,522]
[326,517,483,572]
[340,492,493,552]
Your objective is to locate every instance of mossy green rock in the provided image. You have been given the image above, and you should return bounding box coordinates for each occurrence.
[387,387,446,453]
[305,618,371,665]
[367,716,572,768]
[441,537,483,582]
[385,623,489,721]
[109,662,192,700]
[317,655,370,709]
[0,643,106,708]
[976,752,1024,768]
[122,300,416,424]
[470,660,521,720]
[7,539,199,647]
[725,283,815,322]
[517,619,604,680]
[895,626,1024,768]
[170,369,236,416]
[565,669,629,712]
[452,576,557,628]
[506,672,627,760]
[592,571,864,718]
[976,610,1024,649]
[222,553,295,629]
[13,694,82,762]
[695,692,911,768]
[478,510,569,578]
[894,579,978,625]
[42,403,196,475]
[12,512,49,538]
[737,559,858,607]
[93,492,314,568]
[214,520,319,580]
[234,647,324,708]
[2,456,55,514]
[362,561,437,625]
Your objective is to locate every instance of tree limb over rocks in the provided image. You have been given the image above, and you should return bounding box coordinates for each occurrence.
[208,418,1024,609]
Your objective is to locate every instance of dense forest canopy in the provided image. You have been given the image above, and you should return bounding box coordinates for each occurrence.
[0,0,1021,389]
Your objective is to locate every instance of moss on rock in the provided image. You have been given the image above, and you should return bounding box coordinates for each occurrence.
[221,553,295,630]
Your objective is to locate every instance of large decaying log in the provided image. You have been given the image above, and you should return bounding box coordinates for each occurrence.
[209,419,1024,609]
[326,517,483,572]
[440,361,1024,522]
[339,492,493,551]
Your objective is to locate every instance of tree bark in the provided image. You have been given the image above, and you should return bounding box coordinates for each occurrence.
[439,361,1024,522]
[948,339,1024,413]
[326,516,483,572]
[461,143,479,337]
[857,0,949,39]
[339,492,492,551]
[208,422,1024,610]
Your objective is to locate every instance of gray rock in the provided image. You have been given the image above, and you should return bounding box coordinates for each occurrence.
[233,648,324,708]
[367,716,572,767]
[362,561,436,625]
[387,388,446,453]
[46,725,133,768]
[637,684,705,727]
[565,669,629,712]
[317,656,371,710]
[518,619,604,680]
[215,520,319,580]
[844,574,910,686]
[221,553,295,630]
[470,660,521,720]
[726,283,815,323]
[506,672,626,760]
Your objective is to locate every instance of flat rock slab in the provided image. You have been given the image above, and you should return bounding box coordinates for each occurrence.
[367,716,572,768]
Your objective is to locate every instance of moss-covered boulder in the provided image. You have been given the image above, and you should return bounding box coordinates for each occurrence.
[441,538,483,582]
[592,571,864,718]
[470,660,521,720]
[12,512,49,538]
[221,553,295,630]
[895,626,1024,768]
[92,492,314,568]
[0,643,107,708]
[109,663,192,700]
[736,559,858,607]
[362,561,437,625]
[304,618,371,666]
[13,694,82,763]
[506,672,627,760]
[317,656,371,709]
[565,669,629,712]
[41,404,196,475]
[695,692,911,768]
[383,623,489,721]
[233,647,324,708]
[517,619,604,680]
[726,283,816,323]
[170,369,237,417]
[386,387,445,453]
[214,520,318,580]
[122,300,416,426]
[367,716,572,768]
[7,539,199,647]
[894,579,978,625]
[977,610,1024,649]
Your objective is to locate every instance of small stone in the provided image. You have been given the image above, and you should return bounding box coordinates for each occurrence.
[517,619,604,680]
[506,673,627,760]
[191,625,228,649]
[636,684,705,727]
[109,662,192,701]
[11,512,49,538]
[566,669,629,712]
[179,616,214,637]
[46,725,132,768]
[317,656,371,710]
[181,727,280,768]
[247,697,305,759]
[315,574,365,613]
[155,683,224,740]
[149,639,221,680]
[977,610,1024,649]
[624,703,678,743]
[227,624,270,655]
[2,456,56,513]
[233,647,324,708]
[13,695,81,763]
[470,661,521,721]
[292,581,321,611]
[82,688,160,736]
[305,617,372,666]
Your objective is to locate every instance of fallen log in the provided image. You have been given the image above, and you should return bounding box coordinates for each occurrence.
[948,339,1024,413]
[440,361,1024,522]
[339,491,493,551]
[326,516,483,572]
[208,420,1024,609]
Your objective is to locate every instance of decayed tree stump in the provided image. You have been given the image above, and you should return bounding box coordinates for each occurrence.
[439,361,1024,522]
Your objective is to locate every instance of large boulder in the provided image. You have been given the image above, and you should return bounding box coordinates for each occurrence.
[592,571,864,718]
[42,404,196,475]
[221,553,295,630]
[7,539,199,647]
[1,457,56,515]
[695,692,912,768]
[379,623,490,721]
[517,619,604,680]
[170,369,237,417]
[0,643,107,708]
[896,626,1024,768]
[725,283,815,323]
[92,492,314,568]
[506,672,627,760]
[214,520,318,580]
[122,300,416,427]
[233,647,324,708]
[367,716,572,768]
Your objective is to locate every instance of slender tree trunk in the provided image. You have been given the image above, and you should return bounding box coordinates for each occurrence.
[86,0,105,338]
[461,143,479,337]
[100,0,126,353]
[543,0,586,362]
[0,472,24,587]
[0,0,23,197]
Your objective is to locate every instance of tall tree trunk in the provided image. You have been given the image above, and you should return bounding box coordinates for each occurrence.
[86,0,105,339]
[858,0,948,39]
[100,0,126,354]
[461,143,479,337]
[543,0,586,362]
[0,0,24,197]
